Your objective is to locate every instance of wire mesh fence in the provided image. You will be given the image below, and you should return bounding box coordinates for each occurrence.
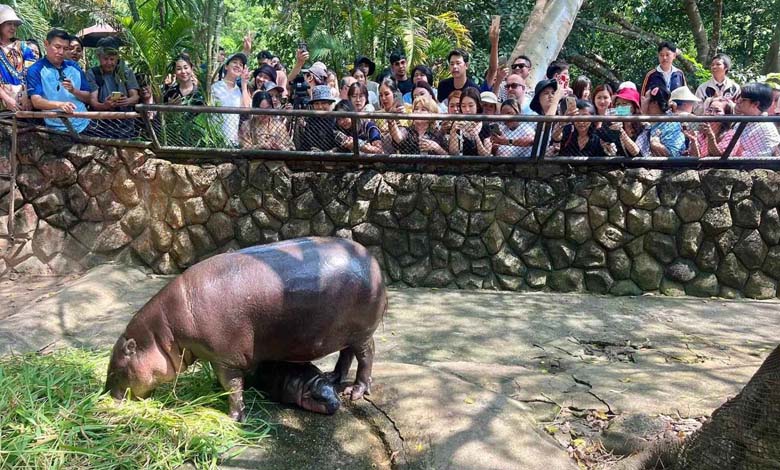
[6,107,780,166]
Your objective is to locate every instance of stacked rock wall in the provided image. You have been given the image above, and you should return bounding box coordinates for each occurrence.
[3,133,780,299]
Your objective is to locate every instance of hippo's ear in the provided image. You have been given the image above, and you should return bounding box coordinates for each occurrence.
[122,338,137,357]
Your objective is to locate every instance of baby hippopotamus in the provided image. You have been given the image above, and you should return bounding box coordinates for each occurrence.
[245,362,341,415]
[105,237,386,421]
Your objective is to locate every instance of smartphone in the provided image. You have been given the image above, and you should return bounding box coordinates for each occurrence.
[615,105,632,116]
[110,91,122,101]
[489,122,501,135]
[685,122,701,132]
[298,40,307,53]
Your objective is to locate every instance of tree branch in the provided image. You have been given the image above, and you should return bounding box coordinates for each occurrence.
[682,0,709,64]
[565,52,620,87]
[588,12,698,75]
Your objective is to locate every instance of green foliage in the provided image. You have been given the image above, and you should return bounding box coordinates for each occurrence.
[0,348,269,469]
[119,0,195,99]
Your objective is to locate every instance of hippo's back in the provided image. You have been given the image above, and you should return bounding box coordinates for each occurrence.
[170,237,386,366]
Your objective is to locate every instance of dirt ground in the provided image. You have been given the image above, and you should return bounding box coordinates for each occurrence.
[0,273,81,324]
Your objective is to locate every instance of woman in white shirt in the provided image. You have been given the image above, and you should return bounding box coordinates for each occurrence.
[210,52,251,146]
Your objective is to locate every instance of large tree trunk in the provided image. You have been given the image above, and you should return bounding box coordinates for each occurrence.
[682,0,709,65]
[509,0,585,87]
[709,0,723,58]
[615,344,780,470]
[764,8,780,73]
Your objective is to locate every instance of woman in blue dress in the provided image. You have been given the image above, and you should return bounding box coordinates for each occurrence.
[0,6,36,111]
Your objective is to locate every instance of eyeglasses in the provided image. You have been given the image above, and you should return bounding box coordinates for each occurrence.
[511,63,529,70]
[506,83,525,89]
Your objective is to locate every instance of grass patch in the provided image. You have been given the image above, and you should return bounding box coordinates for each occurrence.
[0,348,271,469]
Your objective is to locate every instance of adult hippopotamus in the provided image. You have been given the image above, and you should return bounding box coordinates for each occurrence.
[105,237,386,421]
[245,362,341,415]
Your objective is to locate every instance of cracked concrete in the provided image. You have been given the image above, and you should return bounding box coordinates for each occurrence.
[2,264,778,469]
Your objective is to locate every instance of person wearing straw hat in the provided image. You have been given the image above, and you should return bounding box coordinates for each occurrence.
[0,5,36,111]
[765,73,780,117]
[293,84,338,152]
[669,85,701,115]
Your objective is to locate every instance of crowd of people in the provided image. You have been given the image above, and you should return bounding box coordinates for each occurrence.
[1,5,779,157]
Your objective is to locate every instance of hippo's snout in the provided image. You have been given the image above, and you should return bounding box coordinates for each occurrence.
[309,378,341,415]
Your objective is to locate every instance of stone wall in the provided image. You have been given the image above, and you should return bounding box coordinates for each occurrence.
[3,133,780,299]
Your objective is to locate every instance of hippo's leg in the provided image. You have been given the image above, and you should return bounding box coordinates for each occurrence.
[212,363,246,421]
[343,338,374,401]
[325,348,355,385]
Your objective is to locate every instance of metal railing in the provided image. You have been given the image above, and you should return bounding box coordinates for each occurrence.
[3,106,780,240]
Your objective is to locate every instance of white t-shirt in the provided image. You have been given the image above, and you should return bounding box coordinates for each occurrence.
[739,122,780,156]
[210,80,243,146]
[496,121,535,157]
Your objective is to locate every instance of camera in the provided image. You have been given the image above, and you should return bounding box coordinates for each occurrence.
[291,74,310,109]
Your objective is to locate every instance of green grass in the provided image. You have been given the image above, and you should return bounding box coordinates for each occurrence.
[0,348,271,469]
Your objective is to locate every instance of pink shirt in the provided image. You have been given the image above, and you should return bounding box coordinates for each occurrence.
[695,128,742,157]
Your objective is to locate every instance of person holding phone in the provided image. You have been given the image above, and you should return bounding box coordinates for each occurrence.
[86,37,140,138]
[684,97,741,157]
[0,5,36,112]
[26,29,93,133]
[449,87,491,156]
[491,99,534,157]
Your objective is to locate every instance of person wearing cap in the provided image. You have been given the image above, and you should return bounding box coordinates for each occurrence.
[86,38,138,107]
[262,80,286,109]
[210,52,251,146]
[480,91,499,115]
[301,61,328,95]
[606,86,642,157]
[640,41,687,97]
[0,5,36,111]
[293,84,338,152]
[735,83,780,156]
[696,53,740,101]
[26,29,93,133]
[438,49,478,109]
[388,51,413,95]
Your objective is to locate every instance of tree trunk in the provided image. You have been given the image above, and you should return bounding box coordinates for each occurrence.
[615,344,780,470]
[127,0,140,22]
[709,0,723,57]
[682,0,709,65]
[764,6,780,73]
[509,0,585,87]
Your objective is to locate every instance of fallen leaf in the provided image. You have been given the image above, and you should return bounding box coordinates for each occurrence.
[464,397,475,404]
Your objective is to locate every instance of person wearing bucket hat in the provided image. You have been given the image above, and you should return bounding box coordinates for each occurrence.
[529,79,561,115]
[0,5,36,111]
[210,51,251,146]
[606,87,643,157]
[251,64,277,91]
[293,84,338,152]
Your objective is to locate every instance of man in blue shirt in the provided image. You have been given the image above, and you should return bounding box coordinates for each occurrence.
[26,29,92,133]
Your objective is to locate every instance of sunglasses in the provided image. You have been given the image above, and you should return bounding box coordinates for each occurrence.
[506,83,525,89]
[511,63,529,70]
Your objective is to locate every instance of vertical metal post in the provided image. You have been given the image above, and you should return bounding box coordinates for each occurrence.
[7,116,17,241]
[350,115,360,158]
[722,122,747,159]
[143,108,162,150]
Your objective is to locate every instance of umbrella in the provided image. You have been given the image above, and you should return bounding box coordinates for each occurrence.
[77,23,123,48]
